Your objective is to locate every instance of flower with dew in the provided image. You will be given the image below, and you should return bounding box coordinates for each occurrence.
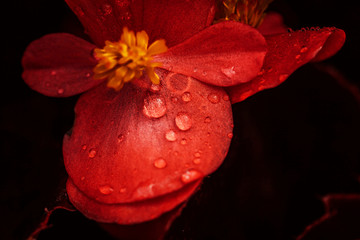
[22,0,345,231]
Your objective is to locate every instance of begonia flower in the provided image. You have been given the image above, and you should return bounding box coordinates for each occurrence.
[22,0,345,231]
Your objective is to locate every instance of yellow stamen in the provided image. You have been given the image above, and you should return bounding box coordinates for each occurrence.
[221,0,273,28]
[93,27,168,91]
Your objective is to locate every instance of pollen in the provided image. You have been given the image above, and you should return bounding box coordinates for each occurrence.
[93,27,168,91]
[221,0,273,28]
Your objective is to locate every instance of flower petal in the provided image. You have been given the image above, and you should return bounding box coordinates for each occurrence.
[67,177,201,224]
[155,21,267,87]
[227,27,346,103]
[63,70,233,209]
[22,33,99,97]
[65,0,216,47]
[257,12,288,35]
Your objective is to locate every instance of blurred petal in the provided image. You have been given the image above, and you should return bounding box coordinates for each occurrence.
[63,71,233,222]
[258,12,288,35]
[227,27,346,103]
[156,21,267,87]
[65,0,216,47]
[22,33,99,97]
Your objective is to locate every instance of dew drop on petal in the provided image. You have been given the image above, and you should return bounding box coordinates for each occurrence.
[227,132,233,139]
[81,144,87,151]
[85,72,91,78]
[80,176,85,181]
[180,138,187,145]
[181,92,192,102]
[300,47,308,53]
[175,112,192,131]
[99,185,114,195]
[57,88,64,95]
[221,66,236,78]
[193,158,201,165]
[181,169,203,184]
[204,117,211,123]
[143,94,167,119]
[194,152,201,158]
[223,94,230,101]
[295,54,301,59]
[120,187,127,193]
[171,97,178,103]
[150,83,161,92]
[153,158,167,169]
[207,93,220,104]
[193,68,198,73]
[51,71,57,76]
[88,148,97,158]
[165,130,177,142]
[202,71,207,76]
[279,74,289,82]
[117,134,125,143]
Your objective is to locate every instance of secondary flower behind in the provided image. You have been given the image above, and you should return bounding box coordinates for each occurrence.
[22,0,345,230]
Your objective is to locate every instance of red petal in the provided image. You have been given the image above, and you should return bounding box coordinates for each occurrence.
[155,21,267,87]
[257,12,288,35]
[65,0,216,47]
[22,33,99,97]
[63,71,233,209]
[67,178,201,224]
[227,27,346,103]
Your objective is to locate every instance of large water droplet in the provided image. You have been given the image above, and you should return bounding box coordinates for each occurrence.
[153,158,167,169]
[175,112,192,131]
[99,185,114,195]
[165,130,177,142]
[181,169,203,184]
[300,46,308,53]
[143,94,167,119]
[207,93,220,104]
[181,92,192,102]
[88,148,97,158]
[221,66,236,78]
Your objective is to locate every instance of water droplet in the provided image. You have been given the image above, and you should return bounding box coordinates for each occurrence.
[204,117,211,123]
[74,6,85,16]
[202,71,207,76]
[193,158,201,165]
[227,132,233,139]
[223,94,230,101]
[117,134,125,143]
[81,144,87,151]
[171,97,178,103]
[88,148,97,158]
[57,88,64,95]
[101,4,112,16]
[175,112,192,131]
[80,176,85,181]
[165,130,177,142]
[120,187,127,193]
[194,152,201,158]
[300,47,308,53]
[99,185,114,195]
[51,71,57,76]
[85,72,91,78]
[180,138,187,145]
[181,92,192,102]
[181,169,203,184]
[153,158,167,169]
[295,54,301,59]
[207,93,220,104]
[150,83,161,92]
[279,74,289,82]
[221,66,236,78]
[143,94,167,119]
[193,68,198,73]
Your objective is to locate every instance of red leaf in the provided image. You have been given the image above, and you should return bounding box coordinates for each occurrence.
[63,71,233,223]
[65,0,216,47]
[227,27,346,103]
[156,21,267,87]
[22,33,99,97]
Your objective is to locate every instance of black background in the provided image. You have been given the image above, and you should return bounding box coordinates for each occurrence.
[1,0,360,239]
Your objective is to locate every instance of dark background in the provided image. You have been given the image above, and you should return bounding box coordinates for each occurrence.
[1,0,360,239]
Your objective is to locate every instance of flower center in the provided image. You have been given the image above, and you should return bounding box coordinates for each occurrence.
[221,0,273,27]
[93,27,168,91]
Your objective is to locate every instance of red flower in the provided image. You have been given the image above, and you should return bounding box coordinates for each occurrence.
[22,0,345,226]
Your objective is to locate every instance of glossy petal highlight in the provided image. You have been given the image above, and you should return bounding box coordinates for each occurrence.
[227,27,346,103]
[22,33,99,97]
[155,21,267,87]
